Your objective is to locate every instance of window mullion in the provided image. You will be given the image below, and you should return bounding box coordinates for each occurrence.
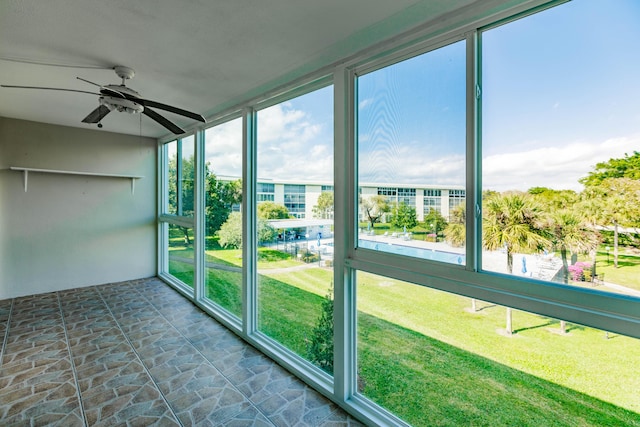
[466,30,481,272]
[243,107,258,336]
[194,130,205,301]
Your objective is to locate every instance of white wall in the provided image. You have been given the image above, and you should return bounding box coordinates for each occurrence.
[0,117,157,299]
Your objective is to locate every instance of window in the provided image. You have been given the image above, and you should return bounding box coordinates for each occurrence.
[161,136,195,288]
[356,271,640,427]
[165,137,195,216]
[283,184,306,218]
[257,182,275,202]
[204,118,243,317]
[398,188,416,206]
[423,189,442,214]
[256,85,334,373]
[358,39,466,264]
[447,189,465,220]
[156,2,640,426]
[481,0,640,297]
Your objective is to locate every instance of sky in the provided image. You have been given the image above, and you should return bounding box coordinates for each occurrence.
[205,0,640,192]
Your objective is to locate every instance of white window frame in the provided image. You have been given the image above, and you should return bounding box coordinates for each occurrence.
[155,1,640,425]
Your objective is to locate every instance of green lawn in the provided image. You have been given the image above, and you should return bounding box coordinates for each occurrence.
[168,249,640,426]
[592,248,640,291]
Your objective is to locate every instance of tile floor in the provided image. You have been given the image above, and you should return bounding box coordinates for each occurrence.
[0,277,364,426]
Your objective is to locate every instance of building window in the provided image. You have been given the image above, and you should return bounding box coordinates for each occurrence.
[257,182,275,202]
[284,184,306,218]
[424,189,442,214]
[398,187,416,206]
[447,189,465,216]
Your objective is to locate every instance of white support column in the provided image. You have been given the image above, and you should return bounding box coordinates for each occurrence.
[333,64,357,403]
[243,107,258,336]
[466,30,481,273]
[194,130,206,302]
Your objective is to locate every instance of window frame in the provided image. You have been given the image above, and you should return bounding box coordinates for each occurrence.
[155,1,640,426]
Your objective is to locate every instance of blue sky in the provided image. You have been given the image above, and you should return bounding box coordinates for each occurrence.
[207,0,640,192]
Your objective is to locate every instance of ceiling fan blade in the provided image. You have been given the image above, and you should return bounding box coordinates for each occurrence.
[142,107,186,135]
[82,105,111,123]
[138,99,206,123]
[1,84,99,96]
[76,77,125,98]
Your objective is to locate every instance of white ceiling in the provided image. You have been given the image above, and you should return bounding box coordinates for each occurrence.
[0,0,480,138]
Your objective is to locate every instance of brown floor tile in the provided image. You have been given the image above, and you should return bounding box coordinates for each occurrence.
[0,278,360,427]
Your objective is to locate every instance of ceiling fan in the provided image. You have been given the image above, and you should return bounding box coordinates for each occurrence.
[1,65,206,134]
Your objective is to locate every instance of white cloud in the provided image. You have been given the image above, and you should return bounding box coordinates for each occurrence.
[204,118,243,177]
[483,135,640,191]
[359,98,373,110]
[201,103,639,193]
[257,103,333,181]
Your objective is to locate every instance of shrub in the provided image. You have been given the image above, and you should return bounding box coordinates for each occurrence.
[306,288,334,374]
[568,261,592,281]
[300,249,319,263]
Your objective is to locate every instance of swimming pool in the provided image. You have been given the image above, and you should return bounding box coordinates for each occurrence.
[358,239,465,265]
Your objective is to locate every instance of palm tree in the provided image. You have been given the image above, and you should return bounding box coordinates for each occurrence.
[546,210,599,333]
[548,210,599,284]
[444,204,466,247]
[483,192,551,334]
[582,178,640,269]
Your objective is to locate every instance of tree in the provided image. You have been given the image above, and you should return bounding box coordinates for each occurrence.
[582,178,640,268]
[579,151,640,187]
[444,205,465,247]
[529,187,579,211]
[546,210,599,285]
[168,155,242,241]
[313,191,334,219]
[257,201,290,219]
[390,202,417,230]
[218,212,242,248]
[205,175,242,237]
[168,154,196,243]
[257,219,277,245]
[218,212,276,248]
[423,209,448,239]
[360,195,390,229]
[545,210,599,334]
[306,288,334,374]
[483,192,551,334]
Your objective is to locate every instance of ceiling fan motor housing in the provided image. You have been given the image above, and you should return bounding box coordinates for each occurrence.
[99,96,143,114]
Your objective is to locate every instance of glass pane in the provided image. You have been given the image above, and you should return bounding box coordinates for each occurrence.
[481,0,640,298]
[168,223,194,288]
[204,118,243,317]
[256,86,335,373]
[180,135,195,217]
[357,40,466,265]
[166,140,177,215]
[356,270,640,426]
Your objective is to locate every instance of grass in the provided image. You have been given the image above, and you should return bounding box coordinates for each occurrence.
[357,311,639,426]
[592,248,640,291]
[167,247,640,426]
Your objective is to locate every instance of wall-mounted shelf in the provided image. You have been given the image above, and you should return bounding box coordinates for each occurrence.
[10,167,144,194]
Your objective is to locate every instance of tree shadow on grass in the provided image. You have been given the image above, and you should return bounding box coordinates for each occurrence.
[357,312,640,427]
[513,319,555,334]
[167,261,639,427]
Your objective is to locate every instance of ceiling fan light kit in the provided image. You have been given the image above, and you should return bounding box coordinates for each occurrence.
[1,65,206,135]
